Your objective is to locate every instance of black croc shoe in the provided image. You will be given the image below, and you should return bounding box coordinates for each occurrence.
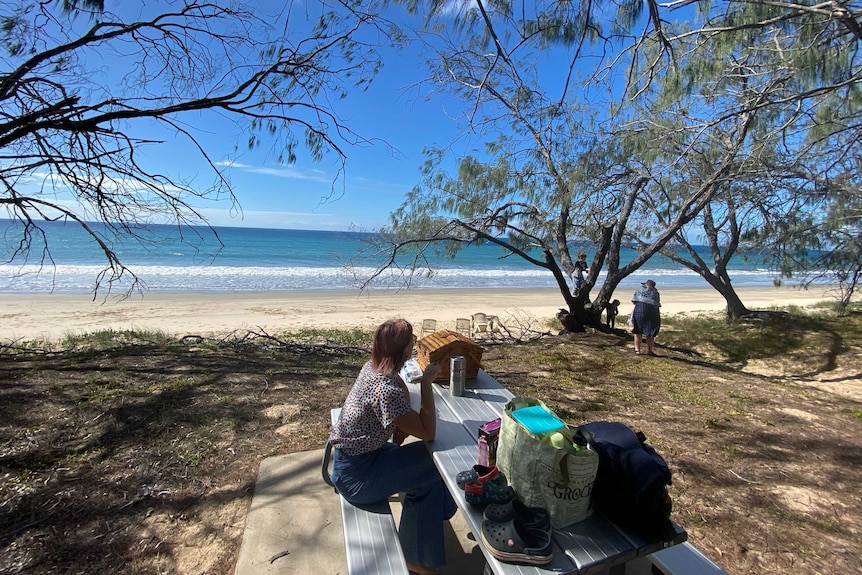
[480,517,553,565]
[484,500,551,532]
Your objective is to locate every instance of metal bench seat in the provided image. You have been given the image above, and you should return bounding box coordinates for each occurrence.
[649,541,729,574]
[323,408,409,575]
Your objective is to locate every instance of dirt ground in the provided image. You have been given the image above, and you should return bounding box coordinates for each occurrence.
[1,313,861,575]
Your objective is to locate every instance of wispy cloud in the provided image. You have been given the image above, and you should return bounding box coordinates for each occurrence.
[199,206,387,231]
[351,175,411,193]
[3,163,191,195]
[215,161,333,183]
[433,0,477,18]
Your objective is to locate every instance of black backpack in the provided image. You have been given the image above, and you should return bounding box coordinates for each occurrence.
[578,421,674,541]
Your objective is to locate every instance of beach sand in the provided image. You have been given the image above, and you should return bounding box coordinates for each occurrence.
[0,285,836,343]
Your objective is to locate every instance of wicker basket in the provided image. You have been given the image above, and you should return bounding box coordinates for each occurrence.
[416,329,484,383]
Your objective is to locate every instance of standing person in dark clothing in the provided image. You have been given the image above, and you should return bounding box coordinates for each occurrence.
[606,299,620,329]
[631,280,661,355]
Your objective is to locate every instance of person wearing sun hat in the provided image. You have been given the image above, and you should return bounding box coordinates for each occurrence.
[631,279,661,355]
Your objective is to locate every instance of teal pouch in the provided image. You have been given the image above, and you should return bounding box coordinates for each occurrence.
[510,405,565,435]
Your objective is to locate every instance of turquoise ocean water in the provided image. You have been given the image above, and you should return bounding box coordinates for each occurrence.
[0,219,778,294]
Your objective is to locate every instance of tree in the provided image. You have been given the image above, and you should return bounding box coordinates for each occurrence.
[1,0,397,294]
[367,1,747,329]
[746,155,862,314]
[627,0,862,317]
[372,0,862,325]
[741,51,862,313]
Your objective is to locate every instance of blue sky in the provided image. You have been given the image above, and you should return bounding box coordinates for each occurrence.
[203,52,460,232]
[160,2,629,235]
[119,5,472,234]
[28,2,618,234]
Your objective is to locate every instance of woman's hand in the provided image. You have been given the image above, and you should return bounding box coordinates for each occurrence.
[394,362,440,441]
[421,362,441,385]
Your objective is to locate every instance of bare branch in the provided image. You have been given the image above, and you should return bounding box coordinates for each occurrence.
[1,1,396,295]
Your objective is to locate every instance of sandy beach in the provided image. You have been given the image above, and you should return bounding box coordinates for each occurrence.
[0,285,837,342]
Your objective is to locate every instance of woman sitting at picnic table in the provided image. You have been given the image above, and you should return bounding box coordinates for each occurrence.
[328,318,455,575]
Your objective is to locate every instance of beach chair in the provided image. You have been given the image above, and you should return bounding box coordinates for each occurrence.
[421,318,437,337]
[471,313,489,337]
[455,318,471,337]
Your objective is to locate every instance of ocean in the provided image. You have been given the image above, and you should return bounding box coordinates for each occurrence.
[0,219,779,294]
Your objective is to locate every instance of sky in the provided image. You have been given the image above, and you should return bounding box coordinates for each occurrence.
[108,3,475,233]
[193,44,461,232]
[13,1,623,234]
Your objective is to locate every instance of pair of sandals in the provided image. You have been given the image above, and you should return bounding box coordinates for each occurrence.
[456,465,514,508]
[480,500,554,566]
[457,465,553,565]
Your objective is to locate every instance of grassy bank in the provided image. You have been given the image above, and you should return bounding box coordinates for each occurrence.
[1,309,861,574]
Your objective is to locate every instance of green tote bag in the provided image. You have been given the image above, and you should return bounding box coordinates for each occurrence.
[496,397,598,528]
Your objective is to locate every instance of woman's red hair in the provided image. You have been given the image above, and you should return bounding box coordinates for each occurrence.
[371,319,414,377]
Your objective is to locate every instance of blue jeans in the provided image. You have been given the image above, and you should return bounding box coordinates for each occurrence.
[331,441,457,568]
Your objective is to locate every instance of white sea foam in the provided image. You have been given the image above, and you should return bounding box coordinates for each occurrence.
[1,220,793,294]
[0,262,783,294]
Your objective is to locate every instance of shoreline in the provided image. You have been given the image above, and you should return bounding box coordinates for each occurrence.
[1,285,836,342]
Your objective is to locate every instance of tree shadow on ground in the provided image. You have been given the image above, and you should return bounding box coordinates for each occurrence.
[0,339,365,574]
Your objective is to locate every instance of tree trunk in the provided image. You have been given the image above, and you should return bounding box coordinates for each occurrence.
[701,275,750,320]
[558,224,615,332]
[722,288,750,320]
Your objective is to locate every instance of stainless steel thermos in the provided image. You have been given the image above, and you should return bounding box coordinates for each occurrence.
[450,355,465,396]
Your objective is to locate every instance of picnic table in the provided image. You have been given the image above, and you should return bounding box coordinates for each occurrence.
[408,368,689,575]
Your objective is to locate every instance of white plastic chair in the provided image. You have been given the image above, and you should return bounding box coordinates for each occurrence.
[471,313,489,336]
[420,318,437,337]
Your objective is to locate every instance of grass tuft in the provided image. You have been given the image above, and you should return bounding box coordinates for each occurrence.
[61,329,174,349]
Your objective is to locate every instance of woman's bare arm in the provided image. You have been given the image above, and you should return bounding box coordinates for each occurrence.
[393,363,440,441]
